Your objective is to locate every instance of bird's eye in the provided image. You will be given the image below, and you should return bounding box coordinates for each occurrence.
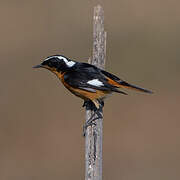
[42,57,59,67]
[48,61,53,67]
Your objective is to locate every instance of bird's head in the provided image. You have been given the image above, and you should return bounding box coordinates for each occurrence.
[33,55,76,73]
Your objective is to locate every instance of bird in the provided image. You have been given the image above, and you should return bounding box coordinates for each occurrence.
[33,55,152,135]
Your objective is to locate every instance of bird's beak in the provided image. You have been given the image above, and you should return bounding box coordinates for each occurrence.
[33,64,43,68]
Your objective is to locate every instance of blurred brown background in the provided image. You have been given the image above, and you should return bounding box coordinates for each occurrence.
[0,0,180,179]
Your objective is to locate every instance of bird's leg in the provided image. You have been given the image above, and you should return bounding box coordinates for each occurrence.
[82,101,87,108]
[97,99,104,112]
[83,100,104,136]
[83,100,96,110]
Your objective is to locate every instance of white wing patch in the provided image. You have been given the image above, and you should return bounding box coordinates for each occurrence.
[87,79,104,87]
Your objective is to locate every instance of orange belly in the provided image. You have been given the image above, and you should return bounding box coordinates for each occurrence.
[62,78,109,101]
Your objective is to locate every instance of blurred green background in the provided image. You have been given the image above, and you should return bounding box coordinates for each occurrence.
[0,0,180,179]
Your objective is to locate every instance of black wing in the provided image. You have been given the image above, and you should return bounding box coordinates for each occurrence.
[64,64,127,94]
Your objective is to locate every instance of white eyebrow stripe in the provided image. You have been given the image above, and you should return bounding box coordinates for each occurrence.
[87,79,104,87]
[44,56,52,61]
[44,55,76,67]
[57,56,76,67]
[57,56,68,63]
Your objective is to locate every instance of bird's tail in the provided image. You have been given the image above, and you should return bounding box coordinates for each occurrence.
[118,81,153,94]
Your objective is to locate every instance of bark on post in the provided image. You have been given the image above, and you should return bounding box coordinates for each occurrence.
[85,5,106,180]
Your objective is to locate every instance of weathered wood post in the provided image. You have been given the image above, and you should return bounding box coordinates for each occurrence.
[85,5,106,180]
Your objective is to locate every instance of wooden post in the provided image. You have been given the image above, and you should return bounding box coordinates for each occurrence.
[85,5,106,180]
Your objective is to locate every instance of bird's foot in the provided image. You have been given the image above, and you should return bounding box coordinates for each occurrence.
[83,100,97,111]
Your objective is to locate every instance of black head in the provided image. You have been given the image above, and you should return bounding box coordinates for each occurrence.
[33,55,76,73]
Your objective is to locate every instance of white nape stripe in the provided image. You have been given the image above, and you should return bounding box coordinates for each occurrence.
[87,79,104,87]
[66,60,76,67]
[44,55,76,67]
[57,56,76,67]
